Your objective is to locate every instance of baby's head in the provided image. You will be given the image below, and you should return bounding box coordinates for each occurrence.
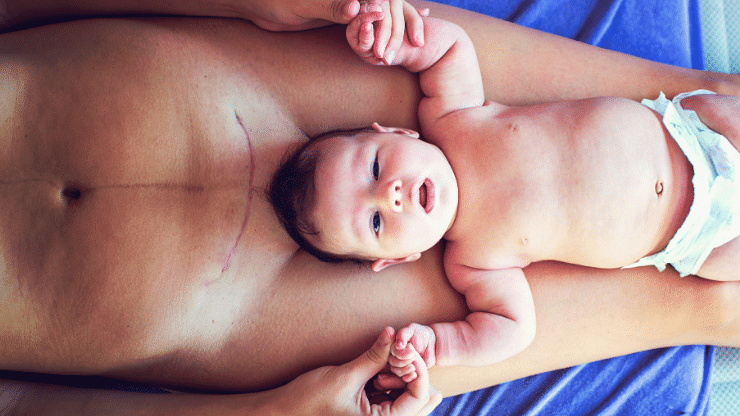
[269,123,458,271]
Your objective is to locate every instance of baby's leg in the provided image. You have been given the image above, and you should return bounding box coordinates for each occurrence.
[697,237,740,281]
[681,94,740,282]
[679,94,740,142]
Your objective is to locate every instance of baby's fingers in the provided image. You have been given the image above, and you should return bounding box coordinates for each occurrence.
[358,18,376,51]
[390,363,418,382]
[346,10,384,56]
[396,325,416,347]
[390,345,440,415]
[389,352,414,368]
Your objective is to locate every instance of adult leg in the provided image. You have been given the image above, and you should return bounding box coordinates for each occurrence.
[416,0,740,105]
[430,262,740,396]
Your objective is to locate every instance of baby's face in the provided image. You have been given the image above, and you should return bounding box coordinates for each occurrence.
[309,125,458,263]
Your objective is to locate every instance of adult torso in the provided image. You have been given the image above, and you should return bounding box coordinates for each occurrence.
[0,18,467,391]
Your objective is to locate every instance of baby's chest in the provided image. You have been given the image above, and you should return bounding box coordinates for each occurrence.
[453,153,579,267]
[447,220,535,270]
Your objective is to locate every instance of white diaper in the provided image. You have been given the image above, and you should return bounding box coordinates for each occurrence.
[624,90,740,276]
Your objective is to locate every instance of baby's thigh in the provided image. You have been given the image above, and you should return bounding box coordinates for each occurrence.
[683,94,740,282]
[698,236,740,281]
[681,94,740,147]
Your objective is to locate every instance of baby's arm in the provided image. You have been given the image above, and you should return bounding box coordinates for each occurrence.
[347,11,485,123]
[391,264,536,375]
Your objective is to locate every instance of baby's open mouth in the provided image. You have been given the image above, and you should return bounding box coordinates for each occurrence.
[421,179,435,213]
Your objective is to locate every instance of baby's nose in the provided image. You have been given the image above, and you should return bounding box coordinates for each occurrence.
[386,179,403,213]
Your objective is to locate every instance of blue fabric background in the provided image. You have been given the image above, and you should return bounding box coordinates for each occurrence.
[435,0,705,68]
[433,346,713,416]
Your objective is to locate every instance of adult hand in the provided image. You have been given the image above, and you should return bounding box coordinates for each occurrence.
[240,0,371,31]
[273,326,441,415]
[346,1,427,65]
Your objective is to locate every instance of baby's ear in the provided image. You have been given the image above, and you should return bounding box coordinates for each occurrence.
[371,253,422,272]
[371,122,420,139]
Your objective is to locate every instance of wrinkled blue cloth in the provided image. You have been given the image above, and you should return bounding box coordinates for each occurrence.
[432,346,713,416]
[429,1,710,414]
[435,0,705,69]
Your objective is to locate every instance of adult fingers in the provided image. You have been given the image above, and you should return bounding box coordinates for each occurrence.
[300,0,361,25]
[359,12,382,51]
[417,387,443,416]
[359,0,384,13]
[331,0,362,24]
[344,327,395,386]
[346,9,384,59]
[374,372,407,391]
[387,345,440,416]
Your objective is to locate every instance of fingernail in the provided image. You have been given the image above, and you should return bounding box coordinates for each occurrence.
[348,1,360,16]
[377,45,385,59]
[362,3,381,13]
[379,327,392,346]
[384,51,395,65]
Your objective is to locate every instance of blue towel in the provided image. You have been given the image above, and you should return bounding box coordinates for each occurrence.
[433,346,713,415]
[435,0,705,69]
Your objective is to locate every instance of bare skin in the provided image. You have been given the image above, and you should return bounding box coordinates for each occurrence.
[328,13,740,377]
[444,94,740,276]
[0,0,367,32]
[2,2,740,414]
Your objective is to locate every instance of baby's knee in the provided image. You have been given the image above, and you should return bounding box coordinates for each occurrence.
[703,280,740,344]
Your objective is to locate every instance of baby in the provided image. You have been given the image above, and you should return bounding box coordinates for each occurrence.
[269,10,740,380]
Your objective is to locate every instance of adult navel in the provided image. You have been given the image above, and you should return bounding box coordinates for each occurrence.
[60,182,88,207]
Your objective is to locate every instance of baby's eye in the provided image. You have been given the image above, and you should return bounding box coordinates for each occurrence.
[372,212,381,234]
[372,155,379,180]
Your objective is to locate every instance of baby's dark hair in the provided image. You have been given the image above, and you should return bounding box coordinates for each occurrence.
[268,127,371,264]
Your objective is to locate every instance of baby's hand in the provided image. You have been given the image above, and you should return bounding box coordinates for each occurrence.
[390,323,436,382]
[346,0,427,66]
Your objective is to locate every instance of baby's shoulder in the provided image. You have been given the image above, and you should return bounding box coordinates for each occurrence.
[443,236,528,273]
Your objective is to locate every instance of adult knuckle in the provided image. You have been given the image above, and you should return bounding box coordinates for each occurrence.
[331,1,345,20]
